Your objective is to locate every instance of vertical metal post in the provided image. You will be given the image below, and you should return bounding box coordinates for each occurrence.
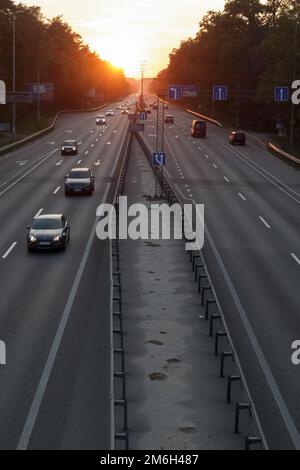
[12,14,16,139]
[37,58,40,125]
[290,15,299,148]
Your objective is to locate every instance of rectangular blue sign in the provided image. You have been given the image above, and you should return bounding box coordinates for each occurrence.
[25,83,55,101]
[168,85,183,100]
[213,85,228,101]
[274,87,289,102]
[152,152,166,166]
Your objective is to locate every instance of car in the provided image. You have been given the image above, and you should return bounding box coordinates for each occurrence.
[61,140,78,155]
[152,104,158,110]
[116,105,122,109]
[64,167,94,195]
[165,115,174,124]
[191,120,206,138]
[96,115,106,125]
[121,109,128,114]
[106,110,114,117]
[229,131,246,145]
[27,214,70,251]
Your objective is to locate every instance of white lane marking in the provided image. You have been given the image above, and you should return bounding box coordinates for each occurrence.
[238,193,246,201]
[259,216,271,229]
[94,160,101,166]
[65,129,73,134]
[16,161,28,166]
[204,154,209,159]
[224,176,230,183]
[53,186,60,195]
[213,163,218,169]
[90,143,94,148]
[55,160,63,166]
[2,242,17,260]
[291,253,300,266]
[198,146,202,151]
[34,208,43,219]
[85,150,89,155]
[47,141,56,146]
[77,159,82,165]
[0,149,58,197]
[96,138,99,142]
[106,141,111,145]
[16,121,129,451]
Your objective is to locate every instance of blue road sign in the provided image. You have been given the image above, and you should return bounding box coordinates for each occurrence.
[139,112,147,120]
[183,85,198,98]
[152,152,166,167]
[25,83,55,101]
[168,85,183,100]
[213,85,228,101]
[274,87,289,102]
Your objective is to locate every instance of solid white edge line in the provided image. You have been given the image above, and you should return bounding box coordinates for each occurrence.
[2,242,17,259]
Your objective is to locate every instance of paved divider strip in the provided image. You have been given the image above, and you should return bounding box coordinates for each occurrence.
[0,103,108,156]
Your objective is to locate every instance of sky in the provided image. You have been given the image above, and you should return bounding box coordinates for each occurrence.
[21,0,225,78]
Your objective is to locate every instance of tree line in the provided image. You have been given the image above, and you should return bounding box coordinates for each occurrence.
[0,0,130,120]
[150,0,300,137]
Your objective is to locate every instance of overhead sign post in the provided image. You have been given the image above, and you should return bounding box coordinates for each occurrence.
[274,87,289,102]
[213,85,228,101]
[168,85,183,100]
[0,80,6,104]
[152,152,166,167]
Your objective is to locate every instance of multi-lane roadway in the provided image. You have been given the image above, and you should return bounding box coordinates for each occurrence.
[142,101,300,449]
[0,105,129,449]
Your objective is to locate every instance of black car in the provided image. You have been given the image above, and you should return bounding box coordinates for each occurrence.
[191,120,206,138]
[65,168,94,196]
[27,214,70,251]
[165,115,174,124]
[61,140,78,155]
[229,131,246,145]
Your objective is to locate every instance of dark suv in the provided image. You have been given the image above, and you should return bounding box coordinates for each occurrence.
[191,120,206,138]
[229,131,246,145]
[65,168,94,195]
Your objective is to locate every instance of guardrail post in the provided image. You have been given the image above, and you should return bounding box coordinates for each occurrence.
[245,436,262,450]
[235,403,251,434]
[198,274,208,294]
[215,331,226,356]
[227,375,242,403]
[205,298,216,320]
[115,432,129,450]
[220,351,234,378]
[209,313,221,337]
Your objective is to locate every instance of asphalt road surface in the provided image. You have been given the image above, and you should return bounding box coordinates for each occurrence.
[0,105,129,449]
[142,101,300,450]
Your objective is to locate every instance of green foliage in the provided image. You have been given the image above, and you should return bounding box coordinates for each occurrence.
[0,1,129,112]
[150,0,300,135]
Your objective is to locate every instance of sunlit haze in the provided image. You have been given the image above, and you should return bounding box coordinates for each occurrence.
[22,0,225,77]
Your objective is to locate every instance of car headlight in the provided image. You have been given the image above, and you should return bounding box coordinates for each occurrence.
[72,147,76,151]
[61,147,65,151]
[29,235,36,242]
[53,235,61,242]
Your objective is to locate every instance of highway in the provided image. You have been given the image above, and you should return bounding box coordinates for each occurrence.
[142,102,300,449]
[0,105,129,449]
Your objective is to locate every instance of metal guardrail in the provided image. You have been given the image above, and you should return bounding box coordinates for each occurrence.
[268,142,300,165]
[0,103,109,156]
[110,126,133,450]
[134,131,266,450]
[186,109,223,127]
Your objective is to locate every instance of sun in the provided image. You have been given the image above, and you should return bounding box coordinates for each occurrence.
[93,36,143,78]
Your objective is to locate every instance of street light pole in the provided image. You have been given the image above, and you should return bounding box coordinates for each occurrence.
[139,60,146,110]
[289,13,299,148]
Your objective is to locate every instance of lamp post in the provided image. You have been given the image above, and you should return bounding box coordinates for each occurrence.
[289,13,299,148]
[139,60,146,110]
[10,10,23,139]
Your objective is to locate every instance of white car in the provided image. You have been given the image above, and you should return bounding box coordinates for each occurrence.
[106,110,114,117]
[96,115,106,125]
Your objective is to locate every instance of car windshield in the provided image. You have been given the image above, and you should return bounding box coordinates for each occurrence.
[63,141,75,146]
[68,170,90,178]
[98,116,104,119]
[32,218,63,229]
[195,122,205,129]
